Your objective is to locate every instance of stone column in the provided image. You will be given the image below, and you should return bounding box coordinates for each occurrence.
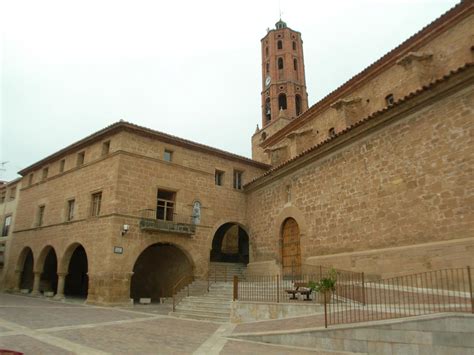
[31,272,41,295]
[54,272,67,300]
[13,270,22,292]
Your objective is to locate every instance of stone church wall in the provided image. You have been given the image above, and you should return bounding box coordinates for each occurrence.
[246,79,473,277]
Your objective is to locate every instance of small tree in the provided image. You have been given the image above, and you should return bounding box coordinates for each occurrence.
[309,268,337,302]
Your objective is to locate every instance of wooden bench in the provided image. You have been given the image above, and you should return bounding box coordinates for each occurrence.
[285,282,313,301]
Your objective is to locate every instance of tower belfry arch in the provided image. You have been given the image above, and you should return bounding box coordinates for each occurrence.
[260,19,309,126]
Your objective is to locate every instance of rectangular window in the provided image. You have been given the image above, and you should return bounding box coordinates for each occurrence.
[77,151,85,166]
[102,141,110,156]
[91,192,102,217]
[38,205,45,227]
[0,190,5,204]
[233,170,243,190]
[59,159,65,173]
[29,174,34,186]
[157,189,175,221]
[215,170,224,186]
[67,199,75,221]
[164,149,173,162]
[9,186,16,201]
[2,215,11,236]
[42,167,49,180]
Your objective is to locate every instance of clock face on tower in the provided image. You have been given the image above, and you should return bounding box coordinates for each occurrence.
[265,76,271,87]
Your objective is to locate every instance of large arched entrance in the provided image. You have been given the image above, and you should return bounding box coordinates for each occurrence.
[210,223,249,264]
[64,245,88,298]
[130,243,193,303]
[18,247,34,290]
[38,246,58,294]
[281,218,301,279]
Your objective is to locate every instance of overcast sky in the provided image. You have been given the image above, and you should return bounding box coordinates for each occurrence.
[0,0,459,181]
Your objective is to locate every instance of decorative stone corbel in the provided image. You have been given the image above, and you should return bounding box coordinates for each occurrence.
[330,97,362,111]
[396,52,433,68]
[286,128,313,140]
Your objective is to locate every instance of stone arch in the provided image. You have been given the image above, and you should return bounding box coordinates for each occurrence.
[35,245,58,293]
[130,242,194,303]
[16,247,34,291]
[60,243,88,298]
[16,246,34,272]
[35,245,56,272]
[210,221,250,264]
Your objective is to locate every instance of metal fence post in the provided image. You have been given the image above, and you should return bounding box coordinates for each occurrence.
[324,290,328,328]
[362,272,366,306]
[233,275,238,301]
[467,266,474,314]
[277,275,280,303]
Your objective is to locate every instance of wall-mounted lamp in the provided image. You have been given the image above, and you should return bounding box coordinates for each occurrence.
[121,224,129,236]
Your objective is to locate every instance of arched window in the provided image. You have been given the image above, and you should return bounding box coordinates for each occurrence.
[265,47,269,57]
[265,98,271,121]
[278,93,287,110]
[295,94,302,116]
[266,62,269,73]
[278,57,284,70]
[292,41,296,50]
[293,58,297,71]
[277,40,283,50]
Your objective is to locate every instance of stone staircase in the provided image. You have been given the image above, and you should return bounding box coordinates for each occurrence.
[171,262,246,322]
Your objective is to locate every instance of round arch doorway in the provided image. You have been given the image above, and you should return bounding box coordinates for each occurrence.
[18,248,34,291]
[130,243,193,303]
[210,223,249,264]
[281,217,302,279]
[64,245,89,298]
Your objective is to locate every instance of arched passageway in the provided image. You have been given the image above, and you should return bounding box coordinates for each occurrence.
[64,245,88,298]
[40,247,58,293]
[19,248,34,290]
[210,223,249,264]
[130,243,193,303]
[281,217,301,279]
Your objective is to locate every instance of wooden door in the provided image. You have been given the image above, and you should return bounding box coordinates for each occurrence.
[281,218,301,278]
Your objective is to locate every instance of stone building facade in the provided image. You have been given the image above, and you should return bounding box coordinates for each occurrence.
[1,1,473,304]
[2,124,268,305]
[0,178,21,289]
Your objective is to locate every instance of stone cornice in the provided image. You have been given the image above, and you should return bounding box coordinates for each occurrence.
[244,63,474,192]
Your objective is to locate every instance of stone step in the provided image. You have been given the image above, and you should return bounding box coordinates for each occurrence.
[175,305,231,316]
[172,310,230,322]
[179,300,231,310]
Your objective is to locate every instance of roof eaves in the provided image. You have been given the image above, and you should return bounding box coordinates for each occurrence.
[244,62,474,189]
[260,0,472,148]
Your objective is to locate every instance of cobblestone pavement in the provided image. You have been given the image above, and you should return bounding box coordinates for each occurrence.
[0,293,321,354]
[0,293,222,354]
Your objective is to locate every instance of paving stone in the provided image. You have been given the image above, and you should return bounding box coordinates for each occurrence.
[0,335,73,355]
[52,318,220,354]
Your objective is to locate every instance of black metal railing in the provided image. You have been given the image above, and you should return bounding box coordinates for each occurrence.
[233,266,474,328]
[139,209,196,235]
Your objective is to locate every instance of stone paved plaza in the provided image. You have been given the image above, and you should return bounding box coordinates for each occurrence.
[0,293,318,354]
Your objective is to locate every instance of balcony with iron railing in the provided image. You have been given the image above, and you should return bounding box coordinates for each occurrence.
[139,209,196,235]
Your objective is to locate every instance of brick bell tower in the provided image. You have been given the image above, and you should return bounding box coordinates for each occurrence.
[261,19,309,127]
